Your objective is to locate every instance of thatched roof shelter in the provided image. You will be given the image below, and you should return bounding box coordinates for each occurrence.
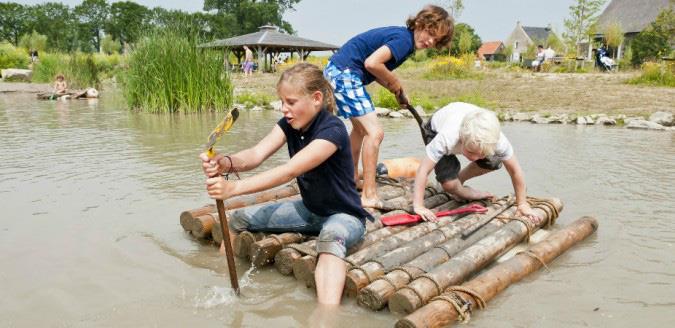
[596,0,671,35]
[199,25,339,72]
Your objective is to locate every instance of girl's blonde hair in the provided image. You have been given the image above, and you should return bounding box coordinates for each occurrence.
[406,5,455,49]
[459,110,501,157]
[277,62,336,114]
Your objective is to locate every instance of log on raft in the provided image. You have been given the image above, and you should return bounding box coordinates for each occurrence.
[292,194,458,289]
[387,197,563,315]
[396,216,598,328]
[249,232,306,267]
[275,209,412,276]
[234,231,268,258]
[347,198,514,298]
[191,213,218,239]
[272,183,442,276]
[356,206,517,311]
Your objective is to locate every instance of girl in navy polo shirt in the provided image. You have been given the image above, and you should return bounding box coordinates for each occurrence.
[324,5,454,208]
[200,63,371,305]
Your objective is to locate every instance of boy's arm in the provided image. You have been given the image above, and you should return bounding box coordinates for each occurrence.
[412,155,438,222]
[201,124,286,177]
[206,139,338,200]
[364,46,403,95]
[502,155,539,219]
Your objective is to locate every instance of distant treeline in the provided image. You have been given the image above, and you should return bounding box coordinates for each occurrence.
[0,0,301,53]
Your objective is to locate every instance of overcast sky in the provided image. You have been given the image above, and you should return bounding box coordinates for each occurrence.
[11,0,610,45]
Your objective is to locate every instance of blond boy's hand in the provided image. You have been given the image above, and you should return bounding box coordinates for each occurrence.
[516,202,540,220]
[206,176,237,200]
[414,205,438,223]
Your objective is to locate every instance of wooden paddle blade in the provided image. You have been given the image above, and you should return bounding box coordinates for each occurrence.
[205,108,240,152]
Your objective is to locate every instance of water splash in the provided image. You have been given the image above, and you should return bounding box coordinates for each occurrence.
[193,265,258,309]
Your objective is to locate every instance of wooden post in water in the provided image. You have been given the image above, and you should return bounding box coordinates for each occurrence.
[396,216,598,328]
[356,206,516,311]
[346,199,513,297]
[387,197,562,315]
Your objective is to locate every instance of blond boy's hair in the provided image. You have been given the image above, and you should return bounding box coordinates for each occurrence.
[459,110,501,157]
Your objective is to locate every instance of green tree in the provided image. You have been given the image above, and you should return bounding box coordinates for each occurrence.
[0,3,30,45]
[75,0,110,52]
[546,33,563,53]
[19,31,48,52]
[631,6,674,65]
[603,21,624,59]
[27,2,79,51]
[202,0,300,34]
[441,0,464,18]
[101,34,121,54]
[106,1,150,47]
[449,23,481,56]
[563,0,606,52]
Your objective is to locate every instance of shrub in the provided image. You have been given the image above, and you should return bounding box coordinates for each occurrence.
[0,42,29,70]
[32,52,102,89]
[423,54,483,80]
[371,87,399,109]
[627,61,675,87]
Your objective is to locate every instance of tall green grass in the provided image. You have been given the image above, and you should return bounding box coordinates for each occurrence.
[627,62,675,87]
[0,42,29,70]
[423,54,484,80]
[121,29,233,113]
[32,52,104,89]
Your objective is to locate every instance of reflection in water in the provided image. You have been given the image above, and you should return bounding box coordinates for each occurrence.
[0,91,673,327]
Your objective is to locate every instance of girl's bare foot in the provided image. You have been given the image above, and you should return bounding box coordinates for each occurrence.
[361,197,384,209]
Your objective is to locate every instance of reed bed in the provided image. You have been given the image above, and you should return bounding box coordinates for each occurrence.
[121,29,233,113]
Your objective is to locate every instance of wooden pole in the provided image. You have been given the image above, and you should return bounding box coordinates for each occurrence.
[396,216,598,328]
[346,199,513,297]
[356,206,516,311]
[387,198,562,314]
[216,200,239,294]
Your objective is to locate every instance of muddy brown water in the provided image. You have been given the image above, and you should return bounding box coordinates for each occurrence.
[1,93,673,327]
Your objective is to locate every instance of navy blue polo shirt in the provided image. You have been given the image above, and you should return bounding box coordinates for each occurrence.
[329,26,415,85]
[277,109,372,223]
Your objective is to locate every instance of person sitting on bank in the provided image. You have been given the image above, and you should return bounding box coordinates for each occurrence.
[200,63,371,305]
[53,74,67,95]
[412,102,539,222]
[531,45,545,71]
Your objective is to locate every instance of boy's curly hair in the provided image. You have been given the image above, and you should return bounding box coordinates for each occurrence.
[406,5,455,49]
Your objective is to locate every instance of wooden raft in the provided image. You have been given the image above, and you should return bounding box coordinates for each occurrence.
[178,179,597,325]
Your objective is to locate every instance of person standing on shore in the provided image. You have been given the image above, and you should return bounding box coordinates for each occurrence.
[243,45,254,77]
[324,5,454,208]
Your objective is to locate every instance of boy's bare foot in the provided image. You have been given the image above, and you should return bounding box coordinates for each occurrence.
[361,196,384,209]
[464,186,494,201]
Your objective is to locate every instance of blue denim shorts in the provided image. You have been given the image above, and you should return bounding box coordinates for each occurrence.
[324,61,375,119]
[228,199,366,259]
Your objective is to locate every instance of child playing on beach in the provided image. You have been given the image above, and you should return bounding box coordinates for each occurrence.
[53,74,67,94]
[324,5,454,208]
[412,102,539,221]
[200,63,371,305]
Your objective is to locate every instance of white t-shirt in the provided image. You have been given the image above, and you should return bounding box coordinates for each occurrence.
[425,102,514,163]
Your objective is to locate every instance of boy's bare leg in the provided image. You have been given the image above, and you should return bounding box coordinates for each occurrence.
[458,162,493,183]
[441,178,493,201]
[349,121,365,188]
[350,112,384,208]
[314,253,347,305]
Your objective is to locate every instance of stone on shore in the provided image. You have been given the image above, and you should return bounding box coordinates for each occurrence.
[1,69,32,82]
[649,111,674,127]
[388,111,404,118]
[270,100,282,111]
[375,107,391,117]
[626,120,666,130]
[512,112,530,121]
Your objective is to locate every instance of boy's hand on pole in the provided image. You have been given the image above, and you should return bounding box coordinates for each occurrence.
[206,176,237,200]
[395,88,410,108]
[200,152,224,177]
